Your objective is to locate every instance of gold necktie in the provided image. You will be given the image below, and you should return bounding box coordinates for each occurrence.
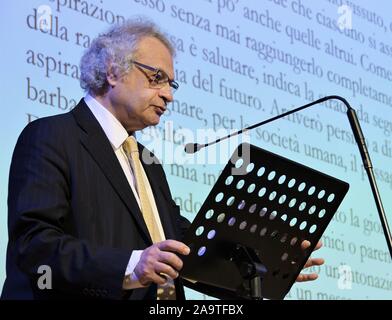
[122,136,176,300]
[123,136,162,244]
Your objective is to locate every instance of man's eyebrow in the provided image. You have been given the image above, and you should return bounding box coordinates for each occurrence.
[158,68,175,81]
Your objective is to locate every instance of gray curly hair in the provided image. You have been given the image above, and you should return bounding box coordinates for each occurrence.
[80,18,175,95]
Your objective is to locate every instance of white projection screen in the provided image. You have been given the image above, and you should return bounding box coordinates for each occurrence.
[0,0,392,300]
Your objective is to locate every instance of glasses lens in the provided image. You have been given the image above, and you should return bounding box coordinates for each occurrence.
[170,81,179,92]
[150,70,178,93]
[151,70,167,86]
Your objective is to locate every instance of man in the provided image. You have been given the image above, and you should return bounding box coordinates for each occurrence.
[1,19,323,300]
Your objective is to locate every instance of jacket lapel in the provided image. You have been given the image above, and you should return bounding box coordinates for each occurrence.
[71,99,153,244]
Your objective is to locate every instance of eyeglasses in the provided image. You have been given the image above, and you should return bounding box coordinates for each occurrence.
[130,60,179,92]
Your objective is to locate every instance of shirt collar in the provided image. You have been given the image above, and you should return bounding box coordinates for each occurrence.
[84,94,130,149]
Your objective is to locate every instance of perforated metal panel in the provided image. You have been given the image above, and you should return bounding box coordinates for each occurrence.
[181,143,349,300]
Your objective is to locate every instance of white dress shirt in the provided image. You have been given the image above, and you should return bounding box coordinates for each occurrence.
[84,94,166,290]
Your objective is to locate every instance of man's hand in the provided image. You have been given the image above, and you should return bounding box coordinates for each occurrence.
[134,240,190,286]
[296,240,324,282]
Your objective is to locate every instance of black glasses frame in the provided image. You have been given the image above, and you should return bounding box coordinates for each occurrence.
[130,60,179,91]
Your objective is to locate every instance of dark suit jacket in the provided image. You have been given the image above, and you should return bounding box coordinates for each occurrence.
[1,99,190,300]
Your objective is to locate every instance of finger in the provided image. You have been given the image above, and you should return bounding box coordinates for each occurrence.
[158,251,184,271]
[314,241,322,250]
[296,273,318,282]
[154,262,179,280]
[311,257,324,266]
[134,265,165,286]
[301,240,322,251]
[149,272,169,286]
[157,240,190,255]
[301,240,311,250]
[303,257,325,269]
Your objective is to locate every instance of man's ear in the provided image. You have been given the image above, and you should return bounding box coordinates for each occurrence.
[106,66,119,87]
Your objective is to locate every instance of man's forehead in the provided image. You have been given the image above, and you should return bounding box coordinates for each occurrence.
[135,37,172,59]
[134,37,173,64]
[134,37,174,76]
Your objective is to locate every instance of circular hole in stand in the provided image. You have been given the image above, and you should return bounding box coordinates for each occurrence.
[207,230,216,239]
[308,205,316,215]
[238,200,246,210]
[246,163,255,173]
[195,226,204,236]
[319,209,326,218]
[289,218,298,227]
[236,180,245,190]
[239,221,247,230]
[247,184,256,193]
[205,209,214,219]
[268,171,276,181]
[269,211,278,220]
[217,213,226,223]
[198,246,206,256]
[228,217,236,226]
[235,158,244,168]
[290,259,297,266]
[215,193,224,202]
[249,204,257,213]
[298,182,306,192]
[227,196,235,206]
[269,191,277,201]
[309,225,317,234]
[259,207,268,217]
[257,167,266,177]
[289,198,297,208]
[290,237,298,246]
[258,187,267,198]
[327,193,335,203]
[318,190,326,199]
[270,230,279,238]
[225,176,234,186]
[299,202,307,211]
[299,221,307,230]
[278,175,287,184]
[278,195,287,204]
[308,186,316,195]
[280,233,288,243]
[288,178,296,188]
[260,227,267,237]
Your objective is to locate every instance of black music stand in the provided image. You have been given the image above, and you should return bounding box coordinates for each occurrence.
[180,143,349,300]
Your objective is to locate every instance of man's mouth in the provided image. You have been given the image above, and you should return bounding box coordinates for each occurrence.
[153,105,166,116]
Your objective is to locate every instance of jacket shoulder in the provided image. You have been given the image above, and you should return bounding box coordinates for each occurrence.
[17,111,76,145]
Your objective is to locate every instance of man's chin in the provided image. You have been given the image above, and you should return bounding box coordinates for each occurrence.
[144,117,161,127]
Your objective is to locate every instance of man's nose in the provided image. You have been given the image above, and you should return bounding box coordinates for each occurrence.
[158,84,174,103]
